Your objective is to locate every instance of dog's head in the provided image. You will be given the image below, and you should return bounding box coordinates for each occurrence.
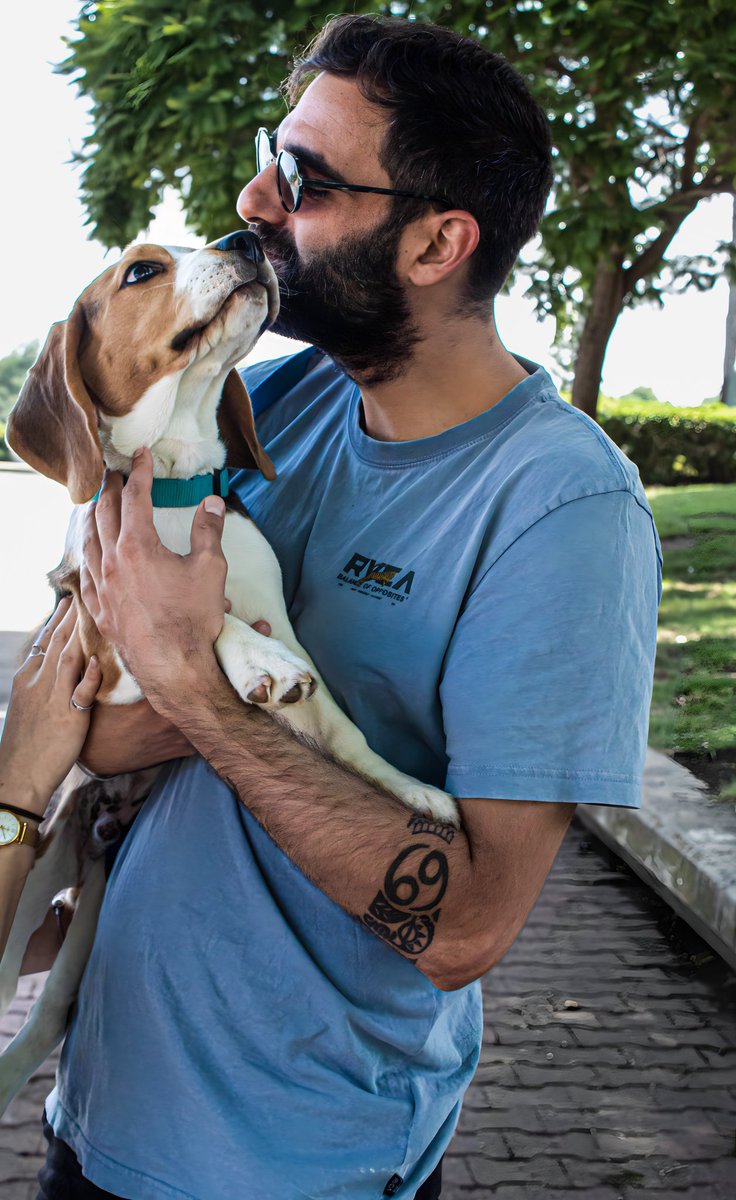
[6,232,280,502]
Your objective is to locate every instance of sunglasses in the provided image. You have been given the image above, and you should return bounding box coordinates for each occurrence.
[255,128,452,214]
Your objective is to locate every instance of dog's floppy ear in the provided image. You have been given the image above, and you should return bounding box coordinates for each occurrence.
[217,368,276,480]
[6,303,105,503]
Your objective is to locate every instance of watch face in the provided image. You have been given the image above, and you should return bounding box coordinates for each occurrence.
[0,811,21,845]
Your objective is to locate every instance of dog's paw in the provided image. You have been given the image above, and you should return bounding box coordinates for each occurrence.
[358,759,459,827]
[215,619,318,709]
[399,785,460,827]
[238,643,317,709]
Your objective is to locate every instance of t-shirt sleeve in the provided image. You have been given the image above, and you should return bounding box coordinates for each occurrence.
[440,489,661,807]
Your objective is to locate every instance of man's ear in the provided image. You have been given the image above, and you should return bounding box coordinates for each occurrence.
[405,210,480,287]
[5,303,105,503]
[217,369,276,479]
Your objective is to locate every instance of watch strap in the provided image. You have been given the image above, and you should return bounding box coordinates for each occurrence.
[0,802,44,823]
[17,821,41,848]
[0,813,41,849]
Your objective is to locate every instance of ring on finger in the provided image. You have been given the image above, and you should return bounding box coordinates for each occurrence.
[30,644,46,657]
[70,697,95,712]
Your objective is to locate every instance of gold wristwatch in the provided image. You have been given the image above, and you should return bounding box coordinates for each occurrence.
[0,808,41,849]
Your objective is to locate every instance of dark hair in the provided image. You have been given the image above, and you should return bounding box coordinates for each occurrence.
[285,14,554,309]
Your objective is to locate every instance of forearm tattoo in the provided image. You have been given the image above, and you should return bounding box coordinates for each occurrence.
[362,815,456,956]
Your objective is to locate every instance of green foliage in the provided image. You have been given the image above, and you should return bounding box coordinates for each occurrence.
[57,0,398,246]
[0,421,11,463]
[645,483,736,793]
[0,343,38,462]
[0,342,38,422]
[599,397,736,486]
[622,385,661,404]
[60,2,736,252]
[58,0,736,406]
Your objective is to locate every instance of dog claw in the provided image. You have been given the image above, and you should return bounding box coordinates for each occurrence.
[241,665,316,709]
[246,675,271,704]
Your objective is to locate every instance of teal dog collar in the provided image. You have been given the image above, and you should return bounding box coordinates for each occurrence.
[91,468,229,507]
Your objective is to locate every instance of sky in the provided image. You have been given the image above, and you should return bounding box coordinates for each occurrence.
[3,1,733,405]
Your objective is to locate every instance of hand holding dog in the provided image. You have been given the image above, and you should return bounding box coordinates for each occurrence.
[0,598,101,815]
[81,447,236,718]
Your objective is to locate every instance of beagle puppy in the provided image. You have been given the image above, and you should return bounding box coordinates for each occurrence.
[0,232,457,1113]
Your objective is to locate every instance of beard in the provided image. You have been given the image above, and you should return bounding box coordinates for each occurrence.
[252,211,422,386]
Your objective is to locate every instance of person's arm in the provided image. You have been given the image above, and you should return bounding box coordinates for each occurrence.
[78,453,576,989]
[153,662,575,989]
[78,698,194,777]
[0,598,101,964]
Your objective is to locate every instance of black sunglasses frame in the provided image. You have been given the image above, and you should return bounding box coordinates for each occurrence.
[255,128,452,214]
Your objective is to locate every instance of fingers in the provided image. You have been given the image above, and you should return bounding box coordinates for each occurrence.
[81,504,103,616]
[56,617,88,681]
[120,447,155,545]
[28,596,74,661]
[251,620,272,637]
[94,469,123,550]
[190,493,228,568]
[70,655,102,712]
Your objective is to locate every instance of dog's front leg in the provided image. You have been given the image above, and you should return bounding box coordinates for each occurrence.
[270,688,459,826]
[0,858,107,1116]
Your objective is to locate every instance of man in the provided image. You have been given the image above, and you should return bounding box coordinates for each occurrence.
[39,14,662,1200]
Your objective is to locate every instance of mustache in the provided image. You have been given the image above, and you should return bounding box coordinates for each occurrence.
[250,223,296,260]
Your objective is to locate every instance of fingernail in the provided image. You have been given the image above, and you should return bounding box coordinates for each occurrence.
[89,655,99,668]
[204,496,225,516]
[133,447,145,460]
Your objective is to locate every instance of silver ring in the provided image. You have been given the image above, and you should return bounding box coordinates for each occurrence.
[70,697,95,712]
[30,644,45,657]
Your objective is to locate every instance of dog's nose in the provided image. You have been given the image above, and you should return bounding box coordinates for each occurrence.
[215,230,264,264]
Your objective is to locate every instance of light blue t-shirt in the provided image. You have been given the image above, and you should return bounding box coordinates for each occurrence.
[46,348,662,1199]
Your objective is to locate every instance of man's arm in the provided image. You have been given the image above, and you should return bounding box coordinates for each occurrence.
[158,659,574,991]
[80,453,574,990]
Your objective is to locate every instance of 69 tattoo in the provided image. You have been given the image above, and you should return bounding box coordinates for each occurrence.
[362,814,456,956]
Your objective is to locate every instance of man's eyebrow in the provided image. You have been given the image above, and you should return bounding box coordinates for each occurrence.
[275,127,349,185]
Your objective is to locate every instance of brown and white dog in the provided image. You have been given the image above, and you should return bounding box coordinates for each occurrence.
[0,231,457,1112]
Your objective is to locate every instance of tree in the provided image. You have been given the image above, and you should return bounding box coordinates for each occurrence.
[60,0,736,418]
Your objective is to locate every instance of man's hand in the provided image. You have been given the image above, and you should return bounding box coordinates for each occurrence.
[81,447,229,711]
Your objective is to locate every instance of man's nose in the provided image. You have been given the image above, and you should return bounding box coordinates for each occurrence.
[237,168,287,228]
[214,230,263,262]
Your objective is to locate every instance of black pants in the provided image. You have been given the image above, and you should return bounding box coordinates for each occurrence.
[37,1112,443,1199]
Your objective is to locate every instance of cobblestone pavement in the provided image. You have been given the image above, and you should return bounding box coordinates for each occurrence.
[1,816,735,1199]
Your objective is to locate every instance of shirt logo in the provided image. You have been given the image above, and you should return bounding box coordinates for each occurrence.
[337,552,415,604]
[383,1175,404,1196]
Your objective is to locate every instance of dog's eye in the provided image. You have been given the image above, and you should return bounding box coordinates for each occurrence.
[123,262,162,286]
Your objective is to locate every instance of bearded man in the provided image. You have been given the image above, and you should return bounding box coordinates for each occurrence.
[37,14,661,1200]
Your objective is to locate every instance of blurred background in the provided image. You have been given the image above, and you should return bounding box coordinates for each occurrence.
[1,4,735,1197]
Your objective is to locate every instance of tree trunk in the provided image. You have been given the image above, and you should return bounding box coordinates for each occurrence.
[571,262,626,419]
[721,196,736,405]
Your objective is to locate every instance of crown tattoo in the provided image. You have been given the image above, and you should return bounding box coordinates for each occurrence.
[407,815,455,844]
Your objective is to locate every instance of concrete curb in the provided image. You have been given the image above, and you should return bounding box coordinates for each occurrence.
[579,746,736,971]
[0,460,31,473]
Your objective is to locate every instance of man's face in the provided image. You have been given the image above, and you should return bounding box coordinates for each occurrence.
[236,73,422,384]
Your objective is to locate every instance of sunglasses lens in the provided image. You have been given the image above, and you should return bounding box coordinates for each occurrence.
[255,128,273,174]
[277,151,301,213]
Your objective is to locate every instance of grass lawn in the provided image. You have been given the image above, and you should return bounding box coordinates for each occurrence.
[646,483,736,800]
